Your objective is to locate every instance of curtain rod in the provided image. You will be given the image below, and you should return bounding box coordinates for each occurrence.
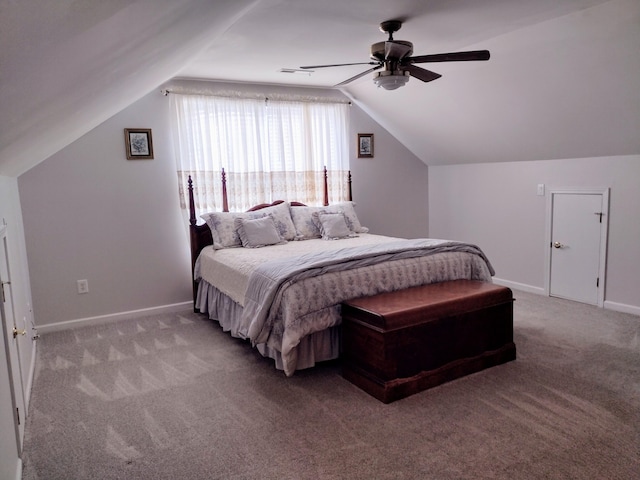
[161,88,351,106]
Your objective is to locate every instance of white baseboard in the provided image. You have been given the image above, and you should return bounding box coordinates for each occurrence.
[13,459,22,480]
[36,301,193,334]
[604,300,640,317]
[493,278,639,317]
[24,340,37,412]
[491,278,546,296]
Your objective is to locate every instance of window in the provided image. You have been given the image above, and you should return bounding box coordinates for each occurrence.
[170,93,350,214]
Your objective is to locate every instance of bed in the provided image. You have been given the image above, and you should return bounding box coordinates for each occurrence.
[188,169,495,376]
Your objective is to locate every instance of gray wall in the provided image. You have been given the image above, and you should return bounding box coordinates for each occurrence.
[428,155,640,313]
[348,105,429,239]
[18,82,428,329]
[18,92,192,328]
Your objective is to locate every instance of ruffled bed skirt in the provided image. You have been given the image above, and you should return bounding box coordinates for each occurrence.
[195,280,341,373]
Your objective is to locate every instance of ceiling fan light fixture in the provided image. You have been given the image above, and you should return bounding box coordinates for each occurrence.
[373,70,410,90]
[301,20,489,90]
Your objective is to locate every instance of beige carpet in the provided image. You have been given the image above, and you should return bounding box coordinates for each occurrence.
[21,290,640,479]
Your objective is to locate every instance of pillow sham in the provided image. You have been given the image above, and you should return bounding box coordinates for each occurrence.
[325,202,369,233]
[202,211,264,249]
[290,206,325,240]
[235,216,286,248]
[254,202,297,241]
[290,202,368,240]
[312,211,356,240]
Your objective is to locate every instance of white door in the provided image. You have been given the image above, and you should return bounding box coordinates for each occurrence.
[0,224,26,454]
[548,191,608,306]
[0,333,20,480]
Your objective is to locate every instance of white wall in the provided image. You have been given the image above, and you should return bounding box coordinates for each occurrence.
[18,81,426,329]
[349,105,429,239]
[428,155,640,313]
[346,0,640,169]
[18,92,192,328]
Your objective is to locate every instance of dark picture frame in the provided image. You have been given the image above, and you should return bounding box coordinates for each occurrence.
[357,133,374,158]
[124,128,154,160]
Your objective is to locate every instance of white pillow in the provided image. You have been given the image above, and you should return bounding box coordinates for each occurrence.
[235,216,286,248]
[202,211,263,249]
[291,202,368,240]
[325,202,369,233]
[312,212,356,240]
[253,202,297,241]
[290,206,325,240]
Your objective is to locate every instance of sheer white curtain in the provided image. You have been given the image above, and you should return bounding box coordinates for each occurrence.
[170,93,350,214]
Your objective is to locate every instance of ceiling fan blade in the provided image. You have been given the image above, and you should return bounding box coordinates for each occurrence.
[300,62,379,70]
[405,50,490,64]
[404,65,442,83]
[385,41,412,60]
[335,65,383,87]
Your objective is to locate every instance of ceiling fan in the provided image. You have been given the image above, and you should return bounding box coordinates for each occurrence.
[300,20,490,90]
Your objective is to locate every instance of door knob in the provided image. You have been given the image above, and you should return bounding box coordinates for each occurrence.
[553,241,564,249]
[12,327,26,338]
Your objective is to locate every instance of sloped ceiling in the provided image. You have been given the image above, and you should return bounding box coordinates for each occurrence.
[1,0,638,177]
[0,0,260,177]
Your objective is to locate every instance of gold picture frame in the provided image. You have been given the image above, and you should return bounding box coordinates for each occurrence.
[357,133,374,158]
[124,128,154,160]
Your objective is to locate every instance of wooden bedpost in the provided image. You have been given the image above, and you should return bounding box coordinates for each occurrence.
[187,175,200,311]
[221,168,229,212]
[348,170,352,202]
[188,175,196,226]
[323,166,329,206]
[187,168,354,311]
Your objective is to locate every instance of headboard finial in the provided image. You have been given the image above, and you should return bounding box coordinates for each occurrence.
[323,166,329,206]
[188,175,196,226]
[221,168,229,212]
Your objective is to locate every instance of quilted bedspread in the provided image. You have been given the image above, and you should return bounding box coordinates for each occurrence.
[195,234,402,304]
[238,238,495,375]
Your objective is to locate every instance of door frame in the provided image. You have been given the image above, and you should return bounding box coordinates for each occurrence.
[0,223,24,456]
[544,187,609,307]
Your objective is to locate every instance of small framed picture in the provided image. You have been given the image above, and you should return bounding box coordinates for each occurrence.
[124,128,154,160]
[357,133,374,158]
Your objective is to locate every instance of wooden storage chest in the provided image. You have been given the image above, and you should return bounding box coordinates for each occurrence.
[341,280,516,403]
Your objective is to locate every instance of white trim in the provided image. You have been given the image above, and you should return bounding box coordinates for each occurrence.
[1,221,26,456]
[23,339,36,414]
[13,459,22,480]
[604,300,640,317]
[492,278,545,295]
[36,302,193,334]
[544,187,609,307]
[494,278,639,316]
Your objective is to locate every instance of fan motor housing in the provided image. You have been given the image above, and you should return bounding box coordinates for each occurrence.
[370,40,413,61]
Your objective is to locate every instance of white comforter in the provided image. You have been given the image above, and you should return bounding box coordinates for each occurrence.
[195,234,495,376]
[195,234,402,305]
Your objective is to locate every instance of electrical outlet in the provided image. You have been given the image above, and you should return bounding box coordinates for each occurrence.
[77,279,89,294]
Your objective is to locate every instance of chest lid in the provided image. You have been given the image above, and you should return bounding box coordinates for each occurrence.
[342,280,512,330]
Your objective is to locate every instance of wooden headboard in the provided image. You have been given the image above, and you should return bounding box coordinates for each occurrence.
[188,167,352,306]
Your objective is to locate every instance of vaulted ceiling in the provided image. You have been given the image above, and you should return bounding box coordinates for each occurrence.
[1,0,638,177]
